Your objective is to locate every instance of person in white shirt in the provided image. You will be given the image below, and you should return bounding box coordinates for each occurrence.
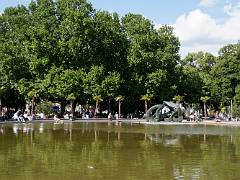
[115,112,119,120]
[13,110,21,122]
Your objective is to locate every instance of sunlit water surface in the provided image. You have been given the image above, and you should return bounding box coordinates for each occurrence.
[0,122,240,180]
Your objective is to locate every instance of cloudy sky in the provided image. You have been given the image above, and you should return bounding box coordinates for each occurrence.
[1,0,240,57]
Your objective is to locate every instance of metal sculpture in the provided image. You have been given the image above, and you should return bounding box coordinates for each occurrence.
[144,101,185,122]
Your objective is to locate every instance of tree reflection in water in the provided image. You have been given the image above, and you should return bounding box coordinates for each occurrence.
[0,123,239,179]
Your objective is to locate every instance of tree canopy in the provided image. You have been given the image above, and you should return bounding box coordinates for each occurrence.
[1,0,240,117]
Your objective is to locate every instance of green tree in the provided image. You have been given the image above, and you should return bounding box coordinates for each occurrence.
[35,100,54,117]
[211,44,240,106]
[83,65,104,112]
[92,11,128,73]
[201,96,210,118]
[177,65,202,103]
[101,71,122,111]
[26,0,58,77]
[179,52,216,106]
[233,85,240,117]
[93,95,103,117]
[0,87,7,114]
[145,69,167,100]
[115,95,124,118]
[43,67,85,116]
[0,5,31,107]
[122,14,180,112]
[56,0,95,70]
[173,95,184,104]
[140,94,153,113]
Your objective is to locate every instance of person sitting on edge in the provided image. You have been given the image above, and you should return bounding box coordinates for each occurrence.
[64,113,70,120]
[54,113,61,123]
[13,110,21,122]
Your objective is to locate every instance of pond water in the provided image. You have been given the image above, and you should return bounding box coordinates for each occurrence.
[0,122,240,180]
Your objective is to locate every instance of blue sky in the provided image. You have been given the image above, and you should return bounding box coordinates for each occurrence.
[0,0,230,23]
[1,0,240,57]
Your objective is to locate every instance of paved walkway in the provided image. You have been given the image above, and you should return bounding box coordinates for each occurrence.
[142,119,240,126]
[2,118,240,126]
[0,118,146,124]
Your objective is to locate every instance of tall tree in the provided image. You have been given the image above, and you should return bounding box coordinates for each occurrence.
[92,11,128,73]
[26,0,58,77]
[140,94,153,113]
[201,96,210,118]
[115,95,124,118]
[0,6,31,109]
[122,14,180,112]
[179,52,216,105]
[43,67,85,116]
[101,71,122,112]
[211,44,240,106]
[56,0,95,70]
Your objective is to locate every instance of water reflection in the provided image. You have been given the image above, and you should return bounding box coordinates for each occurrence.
[0,125,4,134]
[12,123,34,135]
[0,123,240,179]
[39,123,44,133]
[12,123,18,134]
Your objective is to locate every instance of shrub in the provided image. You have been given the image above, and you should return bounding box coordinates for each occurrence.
[36,101,54,117]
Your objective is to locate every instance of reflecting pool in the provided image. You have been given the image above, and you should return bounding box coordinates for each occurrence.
[0,122,240,179]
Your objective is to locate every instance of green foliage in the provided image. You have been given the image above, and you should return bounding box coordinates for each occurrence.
[177,65,202,103]
[115,95,124,102]
[145,69,167,99]
[35,100,54,116]
[43,66,85,101]
[1,0,240,116]
[233,85,240,117]
[173,95,184,103]
[101,71,122,99]
[93,95,103,102]
[56,0,95,70]
[122,14,180,105]
[201,96,210,103]
[83,65,104,98]
[122,13,153,37]
[140,94,153,102]
[211,44,240,104]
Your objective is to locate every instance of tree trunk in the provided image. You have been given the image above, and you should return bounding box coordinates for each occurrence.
[95,100,99,117]
[71,100,77,118]
[0,98,2,116]
[118,101,121,119]
[145,100,148,113]
[203,102,207,118]
[31,97,35,115]
[60,99,66,117]
[108,98,111,113]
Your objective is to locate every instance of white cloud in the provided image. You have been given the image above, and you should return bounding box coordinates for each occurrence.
[168,7,240,57]
[199,0,217,7]
[224,2,240,17]
[154,23,161,30]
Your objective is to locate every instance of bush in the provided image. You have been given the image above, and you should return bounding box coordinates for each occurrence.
[233,105,240,118]
[36,101,54,117]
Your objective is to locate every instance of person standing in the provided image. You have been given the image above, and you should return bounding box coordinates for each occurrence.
[115,112,119,120]
[108,112,112,121]
[115,112,120,126]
